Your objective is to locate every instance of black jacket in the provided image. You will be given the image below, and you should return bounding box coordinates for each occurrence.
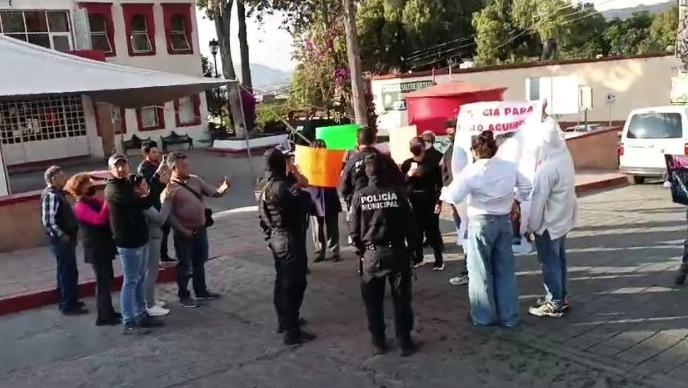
[75,198,116,264]
[105,176,157,248]
[349,177,418,254]
[401,156,444,204]
[137,160,164,209]
[341,146,404,207]
[259,172,312,240]
[425,146,443,167]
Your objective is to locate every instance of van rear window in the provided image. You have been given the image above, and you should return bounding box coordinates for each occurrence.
[627,113,682,139]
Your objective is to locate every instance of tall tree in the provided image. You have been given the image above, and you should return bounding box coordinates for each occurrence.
[473,0,527,65]
[342,0,367,125]
[198,0,237,80]
[604,12,655,56]
[237,0,253,89]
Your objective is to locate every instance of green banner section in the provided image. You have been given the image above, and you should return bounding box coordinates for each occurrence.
[315,124,360,150]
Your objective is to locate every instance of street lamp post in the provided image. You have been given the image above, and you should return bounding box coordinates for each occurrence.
[209,39,219,78]
[208,39,223,130]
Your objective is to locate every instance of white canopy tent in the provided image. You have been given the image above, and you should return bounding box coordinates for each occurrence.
[0,35,235,196]
[0,35,232,107]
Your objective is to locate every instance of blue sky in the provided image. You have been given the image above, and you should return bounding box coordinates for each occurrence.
[196,8,296,73]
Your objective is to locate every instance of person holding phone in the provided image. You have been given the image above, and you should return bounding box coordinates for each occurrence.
[138,142,175,264]
[164,151,231,308]
[401,137,445,270]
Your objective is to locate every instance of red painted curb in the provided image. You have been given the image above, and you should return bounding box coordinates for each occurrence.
[0,264,178,317]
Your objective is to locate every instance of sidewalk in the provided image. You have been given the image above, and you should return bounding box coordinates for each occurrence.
[0,209,264,315]
[0,171,627,316]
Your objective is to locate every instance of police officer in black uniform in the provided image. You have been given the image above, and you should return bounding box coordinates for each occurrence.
[259,149,316,345]
[342,128,404,274]
[349,154,418,357]
[342,127,404,208]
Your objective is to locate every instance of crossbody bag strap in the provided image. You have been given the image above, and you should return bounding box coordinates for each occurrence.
[174,180,203,203]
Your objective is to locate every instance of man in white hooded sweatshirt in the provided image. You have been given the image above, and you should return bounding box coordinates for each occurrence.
[527,120,577,318]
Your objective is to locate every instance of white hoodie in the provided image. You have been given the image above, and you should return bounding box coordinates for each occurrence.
[527,120,577,240]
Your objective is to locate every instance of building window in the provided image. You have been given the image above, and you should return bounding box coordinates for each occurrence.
[0,10,72,51]
[0,95,86,145]
[526,77,540,101]
[162,3,193,55]
[136,106,165,131]
[79,2,116,56]
[122,4,156,56]
[131,15,152,54]
[174,95,201,127]
[169,15,191,53]
[89,15,113,54]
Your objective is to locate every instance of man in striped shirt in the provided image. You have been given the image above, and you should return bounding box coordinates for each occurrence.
[41,166,86,315]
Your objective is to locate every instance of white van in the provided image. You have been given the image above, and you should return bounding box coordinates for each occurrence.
[620,106,688,184]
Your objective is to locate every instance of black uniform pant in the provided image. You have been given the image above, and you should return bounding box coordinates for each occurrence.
[360,248,414,341]
[270,232,308,337]
[410,192,444,266]
[91,258,116,323]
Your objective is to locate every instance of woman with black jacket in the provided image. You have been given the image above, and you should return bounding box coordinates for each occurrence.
[65,174,120,326]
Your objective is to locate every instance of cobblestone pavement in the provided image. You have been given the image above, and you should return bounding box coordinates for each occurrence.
[1,184,687,387]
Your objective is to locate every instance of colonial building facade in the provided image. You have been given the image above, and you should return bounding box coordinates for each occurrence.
[0,0,207,166]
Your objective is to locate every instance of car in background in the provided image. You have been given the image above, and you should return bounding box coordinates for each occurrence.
[619,106,687,184]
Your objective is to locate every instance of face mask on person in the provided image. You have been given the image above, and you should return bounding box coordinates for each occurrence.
[86,186,97,196]
[424,143,432,150]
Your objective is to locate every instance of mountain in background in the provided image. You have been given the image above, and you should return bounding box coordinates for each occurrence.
[600,0,675,19]
[246,63,292,93]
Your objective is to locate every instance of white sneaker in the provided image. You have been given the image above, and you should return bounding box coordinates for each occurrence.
[155,300,167,308]
[147,305,170,317]
[449,275,469,286]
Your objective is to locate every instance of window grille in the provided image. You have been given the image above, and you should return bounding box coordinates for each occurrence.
[0,95,87,145]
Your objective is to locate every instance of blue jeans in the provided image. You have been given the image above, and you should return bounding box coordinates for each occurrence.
[466,215,520,327]
[49,237,79,311]
[118,245,149,325]
[174,229,209,299]
[534,230,568,310]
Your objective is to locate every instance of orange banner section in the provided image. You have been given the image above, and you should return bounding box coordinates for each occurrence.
[294,145,346,188]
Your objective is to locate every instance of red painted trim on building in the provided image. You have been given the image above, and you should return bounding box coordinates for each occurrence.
[68,50,107,62]
[78,2,117,57]
[174,94,202,127]
[161,3,194,55]
[122,3,156,57]
[136,106,166,131]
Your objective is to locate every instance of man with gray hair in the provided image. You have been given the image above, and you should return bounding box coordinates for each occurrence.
[41,166,86,315]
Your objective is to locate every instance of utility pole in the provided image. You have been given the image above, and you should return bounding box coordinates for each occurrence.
[342,0,368,126]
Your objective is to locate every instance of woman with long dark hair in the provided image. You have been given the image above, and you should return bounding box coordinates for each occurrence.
[65,174,120,326]
[442,131,532,327]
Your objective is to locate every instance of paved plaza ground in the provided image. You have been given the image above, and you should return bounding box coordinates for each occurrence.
[2,183,688,387]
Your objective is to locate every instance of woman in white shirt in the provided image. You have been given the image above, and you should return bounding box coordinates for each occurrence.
[442,131,532,327]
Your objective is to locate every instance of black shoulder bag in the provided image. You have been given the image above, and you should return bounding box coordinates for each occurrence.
[175,180,215,228]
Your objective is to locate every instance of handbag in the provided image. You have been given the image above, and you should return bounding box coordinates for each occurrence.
[175,180,215,228]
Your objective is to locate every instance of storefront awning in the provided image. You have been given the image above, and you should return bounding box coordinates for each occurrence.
[0,35,232,108]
